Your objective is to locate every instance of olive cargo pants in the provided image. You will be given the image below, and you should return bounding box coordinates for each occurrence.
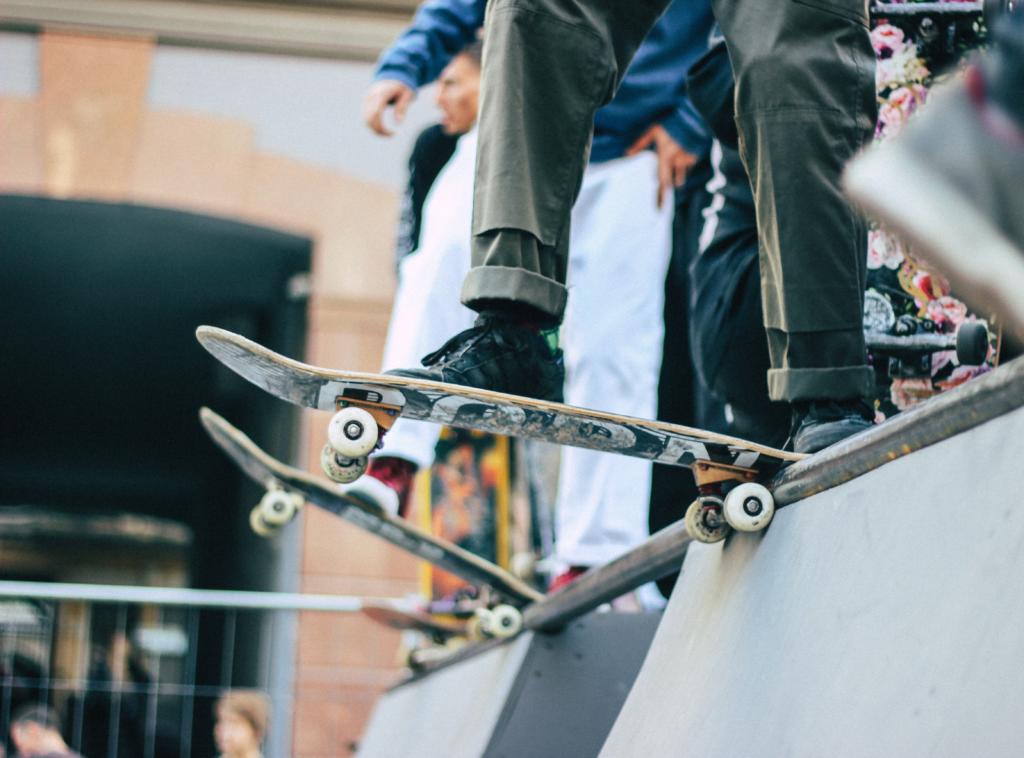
[461,0,877,403]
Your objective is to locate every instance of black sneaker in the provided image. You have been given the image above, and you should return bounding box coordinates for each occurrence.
[790,399,875,454]
[387,314,565,402]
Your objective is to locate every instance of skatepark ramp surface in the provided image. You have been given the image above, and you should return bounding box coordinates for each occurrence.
[600,402,1024,757]
[357,613,660,758]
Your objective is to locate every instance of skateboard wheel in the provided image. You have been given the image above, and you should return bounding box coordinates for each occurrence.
[258,489,302,527]
[320,445,368,484]
[327,407,379,458]
[685,497,729,544]
[478,605,522,639]
[249,505,277,538]
[723,483,775,533]
[510,551,537,581]
[955,321,989,366]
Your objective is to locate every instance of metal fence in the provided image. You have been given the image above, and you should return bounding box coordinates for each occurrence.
[0,581,400,758]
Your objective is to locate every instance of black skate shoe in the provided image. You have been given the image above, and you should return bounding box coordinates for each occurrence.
[388,314,565,402]
[790,399,874,454]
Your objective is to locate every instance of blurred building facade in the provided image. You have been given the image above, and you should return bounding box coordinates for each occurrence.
[0,2,445,754]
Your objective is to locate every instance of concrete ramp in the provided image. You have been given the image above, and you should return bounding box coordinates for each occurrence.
[357,634,532,758]
[358,612,660,758]
[601,403,1024,757]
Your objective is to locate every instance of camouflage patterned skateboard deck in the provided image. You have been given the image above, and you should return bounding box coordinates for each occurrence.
[197,326,803,472]
[197,326,807,543]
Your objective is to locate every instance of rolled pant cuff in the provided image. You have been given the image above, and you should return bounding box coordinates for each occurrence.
[767,365,874,403]
[461,266,568,321]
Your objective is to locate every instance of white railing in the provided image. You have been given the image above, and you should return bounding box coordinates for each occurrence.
[0,581,407,758]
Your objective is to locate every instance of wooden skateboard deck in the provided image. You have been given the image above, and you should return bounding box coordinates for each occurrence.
[196,326,805,480]
[199,407,543,607]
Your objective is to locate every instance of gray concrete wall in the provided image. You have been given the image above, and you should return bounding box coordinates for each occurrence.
[601,404,1024,758]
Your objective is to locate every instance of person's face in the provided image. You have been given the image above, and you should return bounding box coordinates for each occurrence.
[10,722,43,754]
[435,54,480,135]
[214,711,259,756]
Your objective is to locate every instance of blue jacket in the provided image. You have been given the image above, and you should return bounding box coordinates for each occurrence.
[374,0,714,163]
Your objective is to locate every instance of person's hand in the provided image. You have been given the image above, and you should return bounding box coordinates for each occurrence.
[363,79,416,136]
[626,124,697,208]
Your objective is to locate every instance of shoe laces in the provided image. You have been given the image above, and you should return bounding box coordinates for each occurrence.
[420,315,516,367]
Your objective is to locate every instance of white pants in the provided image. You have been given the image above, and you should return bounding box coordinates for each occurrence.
[556,152,672,567]
[380,142,672,567]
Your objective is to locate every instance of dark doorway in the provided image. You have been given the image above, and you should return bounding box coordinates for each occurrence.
[0,194,312,755]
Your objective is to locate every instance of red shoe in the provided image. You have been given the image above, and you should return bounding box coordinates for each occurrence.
[548,565,587,594]
[341,456,417,517]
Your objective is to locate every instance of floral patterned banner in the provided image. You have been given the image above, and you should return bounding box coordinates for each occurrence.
[866,3,997,419]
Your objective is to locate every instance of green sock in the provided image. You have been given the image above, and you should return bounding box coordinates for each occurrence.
[540,326,560,356]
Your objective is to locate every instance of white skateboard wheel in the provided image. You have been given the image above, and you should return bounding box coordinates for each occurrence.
[327,407,379,458]
[258,489,302,527]
[478,605,522,639]
[249,505,276,538]
[723,482,775,533]
[510,551,537,581]
[685,497,729,544]
[320,445,368,484]
[489,605,523,638]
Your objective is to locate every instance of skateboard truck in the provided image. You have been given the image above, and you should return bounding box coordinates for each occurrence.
[322,398,402,484]
[403,603,525,672]
[684,462,775,544]
[250,483,304,537]
[423,589,524,641]
[473,604,523,639]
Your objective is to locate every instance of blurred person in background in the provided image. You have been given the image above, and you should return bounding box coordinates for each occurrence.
[0,654,46,758]
[213,690,269,758]
[10,704,81,758]
[387,45,481,269]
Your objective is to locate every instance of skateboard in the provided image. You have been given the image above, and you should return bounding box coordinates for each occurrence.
[199,407,542,629]
[196,326,807,544]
